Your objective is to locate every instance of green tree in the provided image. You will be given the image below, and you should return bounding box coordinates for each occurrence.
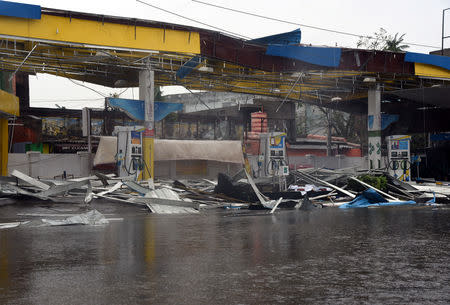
[357,28,409,51]
[384,33,409,51]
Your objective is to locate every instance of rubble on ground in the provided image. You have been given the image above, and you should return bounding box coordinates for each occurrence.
[0,167,448,219]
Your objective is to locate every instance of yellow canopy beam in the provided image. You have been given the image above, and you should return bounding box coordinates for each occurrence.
[0,14,200,54]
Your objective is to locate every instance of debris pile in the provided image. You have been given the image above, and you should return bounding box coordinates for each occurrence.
[0,166,448,219]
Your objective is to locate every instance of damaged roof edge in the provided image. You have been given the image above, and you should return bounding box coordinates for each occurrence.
[40,7,243,40]
[33,7,418,76]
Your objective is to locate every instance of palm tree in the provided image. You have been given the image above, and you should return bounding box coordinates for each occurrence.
[384,33,409,52]
[357,28,409,52]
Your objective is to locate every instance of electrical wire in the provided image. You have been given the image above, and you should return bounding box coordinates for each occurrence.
[117,87,129,97]
[63,65,129,99]
[181,85,211,109]
[66,77,107,97]
[136,0,252,39]
[192,0,440,49]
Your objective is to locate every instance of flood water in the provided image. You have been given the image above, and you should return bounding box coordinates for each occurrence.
[0,202,449,304]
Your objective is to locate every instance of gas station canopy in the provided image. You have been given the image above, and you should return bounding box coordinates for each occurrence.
[0,2,449,114]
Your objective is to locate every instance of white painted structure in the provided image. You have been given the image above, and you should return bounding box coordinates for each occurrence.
[367,85,382,169]
[8,152,91,178]
[8,152,364,179]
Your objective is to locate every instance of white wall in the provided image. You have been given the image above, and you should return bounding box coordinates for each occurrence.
[8,153,243,180]
[8,152,91,178]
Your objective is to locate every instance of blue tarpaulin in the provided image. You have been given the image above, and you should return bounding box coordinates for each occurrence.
[107,98,183,121]
[405,52,450,71]
[339,189,416,209]
[368,114,399,130]
[176,56,202,80]
[266,45,341,67]
[0,1,41,19]
[249,29,301,45]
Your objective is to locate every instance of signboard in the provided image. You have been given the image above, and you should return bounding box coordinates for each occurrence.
[131,131,141,144]
[143,128,154,138]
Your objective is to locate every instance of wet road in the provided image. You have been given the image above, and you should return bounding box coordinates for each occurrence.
[0,201,449,304]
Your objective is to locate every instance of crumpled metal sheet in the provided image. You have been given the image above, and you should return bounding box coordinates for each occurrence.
[41,210,109,226]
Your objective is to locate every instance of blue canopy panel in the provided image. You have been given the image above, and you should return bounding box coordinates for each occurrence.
[405,52,450,71]
[106,98,183,122]
[0,1,41,19]
[339,189,416,209]
[248,29,301,45]
[266,45,341,67]
[155,102,183,121]
[176,56,202,80]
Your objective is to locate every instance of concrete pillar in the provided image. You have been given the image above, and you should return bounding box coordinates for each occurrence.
[77,151,92,177]
[26,151,40,177]
[367,85,381,169]
[139,69,155,182]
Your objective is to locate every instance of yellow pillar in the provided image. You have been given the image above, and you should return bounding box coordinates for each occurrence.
[0,118,8,176]
[0,89,19,177]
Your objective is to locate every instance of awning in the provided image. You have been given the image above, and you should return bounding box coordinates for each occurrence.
[106,98,183,121]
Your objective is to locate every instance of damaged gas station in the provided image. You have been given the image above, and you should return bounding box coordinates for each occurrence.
[0,0,448,202]
[8,1,450,206]
[1,2,450,180]
[1,1,450,304]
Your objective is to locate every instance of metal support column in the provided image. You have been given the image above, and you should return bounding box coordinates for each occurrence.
[442,8,450,55]
[139,69,155,182]
[367,84,381,169]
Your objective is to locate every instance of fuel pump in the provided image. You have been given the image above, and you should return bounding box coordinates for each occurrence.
[114,126,144,178]
[386,135,411,181]
[258,132,288,177]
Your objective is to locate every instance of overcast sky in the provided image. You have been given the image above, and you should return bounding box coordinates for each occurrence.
[14,0,450,109]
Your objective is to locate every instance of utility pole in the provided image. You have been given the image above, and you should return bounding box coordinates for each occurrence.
[442,8,450,55]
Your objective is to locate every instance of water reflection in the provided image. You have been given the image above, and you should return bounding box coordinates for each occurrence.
[0,206,448,304]
[0,232,9,293]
